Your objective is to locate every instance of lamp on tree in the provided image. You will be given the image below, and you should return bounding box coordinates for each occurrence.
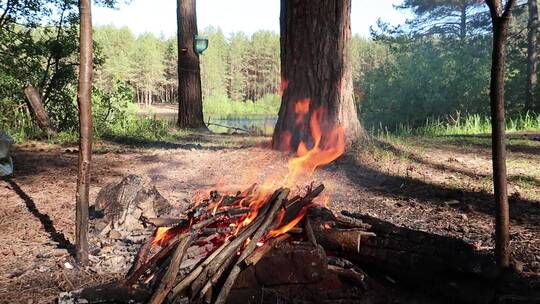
[194,35,208,55]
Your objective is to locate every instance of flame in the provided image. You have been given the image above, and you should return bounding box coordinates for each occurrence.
[294,99,310,125]
[279,79,289,96]
[267,204,312,239]
[209,197,224,216]
[152,227,171,248]
[157,97,347,256]
[285,100,345,181]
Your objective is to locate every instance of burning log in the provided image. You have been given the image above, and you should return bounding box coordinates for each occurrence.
[214,188,290,304]
[65,184,377,304]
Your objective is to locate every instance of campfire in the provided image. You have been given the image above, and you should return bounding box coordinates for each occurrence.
[60,101,376,303]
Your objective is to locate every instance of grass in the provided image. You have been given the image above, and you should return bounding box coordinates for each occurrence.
[203,94,280,118]
[371,112,540,138]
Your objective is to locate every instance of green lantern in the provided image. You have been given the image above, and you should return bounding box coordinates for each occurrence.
[194,35,208,55]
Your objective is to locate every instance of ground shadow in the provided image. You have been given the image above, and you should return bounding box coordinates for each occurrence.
[102,134,261,151]
[438,134,540,156]
[372,139,490,179]
[2,177,75,253]
[335,153,540,227]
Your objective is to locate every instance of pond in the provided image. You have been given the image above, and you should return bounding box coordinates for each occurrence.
[141,112,278,135]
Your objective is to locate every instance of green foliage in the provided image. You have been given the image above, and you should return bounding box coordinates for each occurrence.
[203,94,280,118]
[92,80,135,137]
[92,26,281,105]
[361,0,537,134]
[371,113,540,137]
[360,37,492,129]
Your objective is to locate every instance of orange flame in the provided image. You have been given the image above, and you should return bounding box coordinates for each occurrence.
[279,79,289,96]
[286,100,345,181]
[152,227,171,248]
[267,204,312,239]
[294,99,310,125]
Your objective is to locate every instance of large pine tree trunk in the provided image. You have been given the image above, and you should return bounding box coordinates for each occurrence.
[177,0,206,129]
[272,0,364,151]
[526,0,538,112]
[76,0,93,265]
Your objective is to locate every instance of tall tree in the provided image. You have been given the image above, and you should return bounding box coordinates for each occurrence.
[177,0,206,129]
[397,0,486,40]
[75,0,93,265]
[226,32,249,101]
[525,0,538,112]
[485,0,516,271]
[272,0,363,151]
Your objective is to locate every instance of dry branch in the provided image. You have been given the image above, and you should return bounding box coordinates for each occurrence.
[214,188,290,304]
[149,234,193,304]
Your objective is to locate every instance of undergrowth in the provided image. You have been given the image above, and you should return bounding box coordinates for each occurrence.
[370,112,540,137]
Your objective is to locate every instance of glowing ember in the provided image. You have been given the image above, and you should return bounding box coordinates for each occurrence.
[267,204,312,239]
[152,227,171,248]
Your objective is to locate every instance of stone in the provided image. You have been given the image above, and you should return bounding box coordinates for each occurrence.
[512,260,524,273]
[63,262,74,270]
[93,175,171,234]
[108,230,122,240]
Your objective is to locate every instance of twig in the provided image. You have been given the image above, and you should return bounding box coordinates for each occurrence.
[206,122,253,133]
[245,234,290,266]
[214,189,290,304]
[305,217,318,247]
[123,236,183,286]
[149,234,194,304]
[169,239,231,300]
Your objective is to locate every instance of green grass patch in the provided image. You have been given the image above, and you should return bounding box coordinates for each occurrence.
[508,175,540,189]
[203,94,280,118]
[371,112,540,137]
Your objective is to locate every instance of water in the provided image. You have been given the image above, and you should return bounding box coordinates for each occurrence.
[142,112,278,135]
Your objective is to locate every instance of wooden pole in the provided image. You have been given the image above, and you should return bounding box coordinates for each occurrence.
[485,0,516,271]
[75,0,93,265]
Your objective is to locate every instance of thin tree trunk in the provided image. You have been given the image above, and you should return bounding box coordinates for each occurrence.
[490,17,510,270]
[177,0,207,129]
[75,0,93,265]
[460,5,467,41]
[272,0,364,151]
[526,0,538,112]
[485,0,517,271]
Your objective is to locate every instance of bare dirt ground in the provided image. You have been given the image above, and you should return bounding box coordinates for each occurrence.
[0,132,539,303]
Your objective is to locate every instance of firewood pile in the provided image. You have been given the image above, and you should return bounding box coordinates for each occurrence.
[61,183,376,304]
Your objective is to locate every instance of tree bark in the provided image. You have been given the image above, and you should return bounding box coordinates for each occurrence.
[177,0,207,130]
[460,5,467,41]
[23,86,57,135]
[526,0,538,112]
[75,0,93,265]
[485,0,516,271]
[272,0,364,151]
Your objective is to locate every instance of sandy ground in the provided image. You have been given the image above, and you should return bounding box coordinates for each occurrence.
[0,132,538,303]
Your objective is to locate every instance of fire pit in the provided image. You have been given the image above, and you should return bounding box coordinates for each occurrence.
[60,182,376,304]
[58,101,384,303]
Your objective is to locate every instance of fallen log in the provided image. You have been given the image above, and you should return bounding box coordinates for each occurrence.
[339,211,497,279]
[24,85,57,135]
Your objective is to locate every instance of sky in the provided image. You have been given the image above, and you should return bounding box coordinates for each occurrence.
[93,0,411,38]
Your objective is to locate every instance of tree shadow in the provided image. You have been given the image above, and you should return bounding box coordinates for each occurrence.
[437,134,540,156]
[102,134,262,151]
[372,139,489,179]
[2,177,75,254]
[335,153,540,227]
